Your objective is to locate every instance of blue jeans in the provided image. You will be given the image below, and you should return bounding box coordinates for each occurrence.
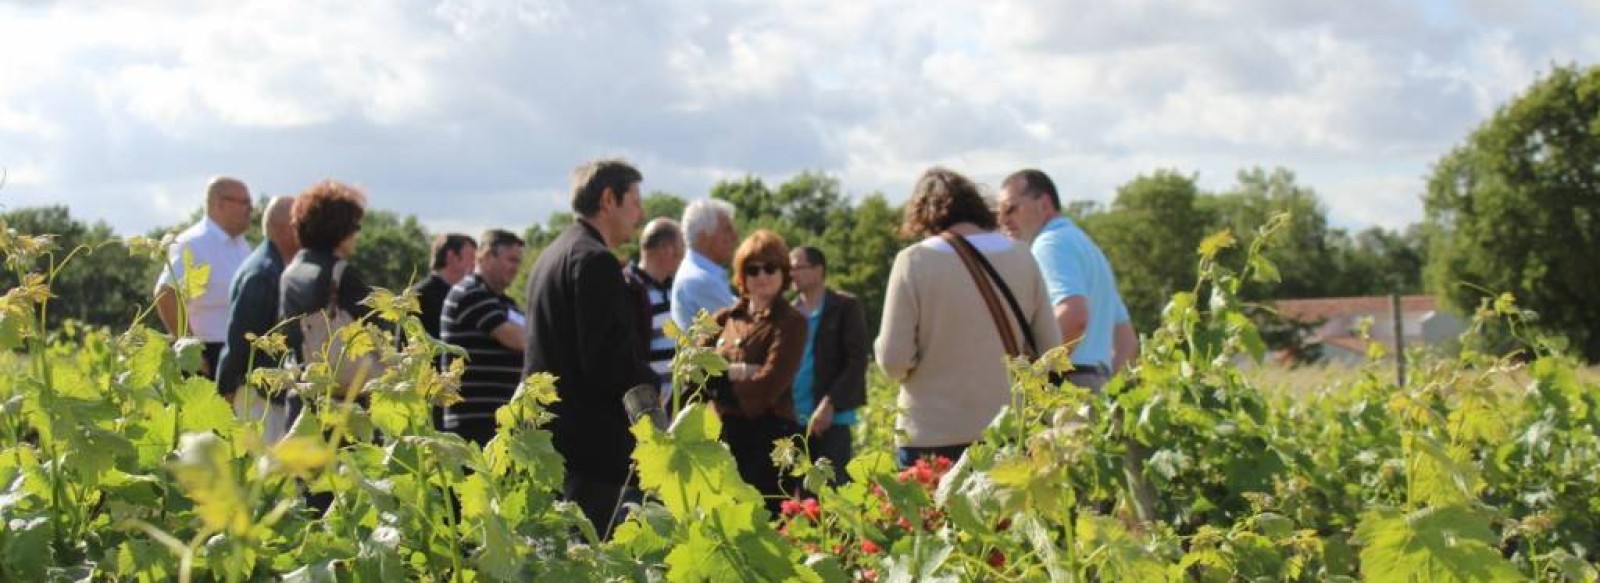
[896,443,969,469]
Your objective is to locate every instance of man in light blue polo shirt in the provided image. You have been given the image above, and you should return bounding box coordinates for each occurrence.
[998,169,1138,390]
[670,198,739,332]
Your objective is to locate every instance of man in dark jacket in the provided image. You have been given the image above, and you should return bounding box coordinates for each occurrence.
[523,159,657,537]
[216,196,298,441]
[410,233,476,340]
[789,246,868,474]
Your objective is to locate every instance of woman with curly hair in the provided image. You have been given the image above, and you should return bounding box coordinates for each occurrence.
[875,167,1061,468]
[279,180,376,369]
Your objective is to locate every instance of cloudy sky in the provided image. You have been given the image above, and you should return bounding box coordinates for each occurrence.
[2,0,1597,236]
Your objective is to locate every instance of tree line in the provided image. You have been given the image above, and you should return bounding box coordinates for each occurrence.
[4,63,1596,361]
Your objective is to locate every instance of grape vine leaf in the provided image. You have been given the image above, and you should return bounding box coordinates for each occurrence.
[1354,506,1521,583]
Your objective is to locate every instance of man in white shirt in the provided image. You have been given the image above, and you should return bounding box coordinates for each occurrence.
[153,176,255,383]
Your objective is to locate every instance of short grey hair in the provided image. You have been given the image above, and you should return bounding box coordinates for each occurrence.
[682,198,735,245]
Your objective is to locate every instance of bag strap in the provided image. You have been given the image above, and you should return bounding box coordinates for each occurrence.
[325,260,348,314]
[948,234,1041,358]
[940,232,1027,358]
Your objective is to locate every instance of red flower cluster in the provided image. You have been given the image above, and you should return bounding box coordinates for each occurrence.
[896,456,954,487]
[780,497,822,522]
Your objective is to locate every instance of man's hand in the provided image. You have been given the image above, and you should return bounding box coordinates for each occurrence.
[808,398,834,437]
[154,286,182,336]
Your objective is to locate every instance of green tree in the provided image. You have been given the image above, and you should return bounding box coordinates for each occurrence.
[642,191,686,222]
[711,175,778,223]
[1334,226,1427,295]
[348,210,431,292]
[1204,167,1342,299]
[1424,64,1600,360]
[773,171,846,236]
[815,193,905,334]
[1085,170,1210,332]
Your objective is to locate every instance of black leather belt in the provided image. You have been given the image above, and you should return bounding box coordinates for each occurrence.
[1071,363,1111,376]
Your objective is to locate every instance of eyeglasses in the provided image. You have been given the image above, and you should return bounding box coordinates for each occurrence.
[742,263,782,277]
[221,196,253,208]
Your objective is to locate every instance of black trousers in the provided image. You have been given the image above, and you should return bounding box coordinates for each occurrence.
[563,469,639,540]
[721,414,801,516]
[199,342,224,381]
[807,423,854,484]
[439,417,497,449]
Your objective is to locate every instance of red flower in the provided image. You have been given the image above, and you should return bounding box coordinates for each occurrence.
[780,499,803,518]
[801,498,822,521]
[996,518,1012,532]
[987,549,1006,568]
[860,568,879,582]
[861,539,883,555]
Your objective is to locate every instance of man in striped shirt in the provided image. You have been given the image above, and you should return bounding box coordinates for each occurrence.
[439,229,527,446]
[623,218,684,398]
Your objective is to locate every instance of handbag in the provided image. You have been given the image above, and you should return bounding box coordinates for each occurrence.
[940,232,1039,360]
[298,259,385,389]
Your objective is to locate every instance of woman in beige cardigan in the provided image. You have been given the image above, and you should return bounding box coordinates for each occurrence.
[875,168,1061,467]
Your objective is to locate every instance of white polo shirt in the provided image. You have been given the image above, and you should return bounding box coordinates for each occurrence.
[154,217,251,342]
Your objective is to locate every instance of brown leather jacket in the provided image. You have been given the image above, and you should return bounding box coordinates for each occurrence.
[710,298,808,421]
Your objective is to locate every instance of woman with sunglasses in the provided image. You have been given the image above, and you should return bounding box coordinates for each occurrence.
[704,229,808,514]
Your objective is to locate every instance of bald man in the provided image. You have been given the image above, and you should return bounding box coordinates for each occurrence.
[216,196,298,440]
[154,177,255,379]
[623,218,685,394]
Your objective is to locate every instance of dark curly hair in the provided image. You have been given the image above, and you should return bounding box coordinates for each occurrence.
[899,167,997,238]
[292,180,367,251]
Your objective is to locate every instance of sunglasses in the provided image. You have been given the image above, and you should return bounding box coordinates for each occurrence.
[742,263,783,277]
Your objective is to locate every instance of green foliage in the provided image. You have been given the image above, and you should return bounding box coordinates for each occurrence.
[1424,63,1600,360]
[347,209,430,292]
[1080,167,1433,356]
[1084,170,1209,333]
[1355,506,1521,582]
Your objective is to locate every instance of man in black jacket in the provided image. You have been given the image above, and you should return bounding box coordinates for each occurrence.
[410,233,476,341]
[523,159,657,537]
[216,196,297,440]
[789,246,868,475]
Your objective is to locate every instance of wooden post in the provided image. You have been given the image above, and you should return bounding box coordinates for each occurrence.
[1391,293,1407,386]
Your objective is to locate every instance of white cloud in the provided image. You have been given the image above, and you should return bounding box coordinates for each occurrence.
[0,0,1596,238]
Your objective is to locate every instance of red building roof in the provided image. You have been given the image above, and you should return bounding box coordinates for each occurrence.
[1272,295,1439,323]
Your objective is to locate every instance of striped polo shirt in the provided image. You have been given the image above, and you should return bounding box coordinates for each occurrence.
[627,262,675,393]
[439,274,524,432]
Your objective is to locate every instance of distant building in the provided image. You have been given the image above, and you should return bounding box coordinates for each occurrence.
[1272,295,1464,365]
